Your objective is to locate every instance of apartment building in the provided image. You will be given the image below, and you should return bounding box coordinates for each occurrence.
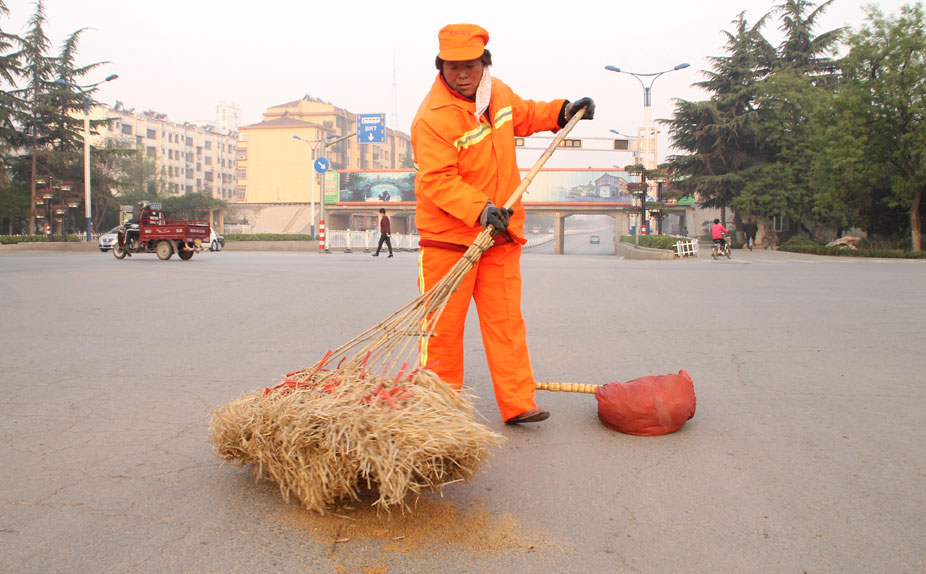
[237,95,412,205]
[92,103,240,200]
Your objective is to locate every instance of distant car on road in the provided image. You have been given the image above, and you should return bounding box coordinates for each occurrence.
[97,225,121,252]
[589,234,600,244]
[208,228,225,252]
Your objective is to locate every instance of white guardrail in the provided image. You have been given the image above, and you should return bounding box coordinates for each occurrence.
[324,230,419,252]
[674,238,699,258]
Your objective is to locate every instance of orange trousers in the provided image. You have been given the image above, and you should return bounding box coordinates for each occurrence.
[417,240,538,421]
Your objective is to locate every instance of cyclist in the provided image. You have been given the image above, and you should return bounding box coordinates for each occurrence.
[711,218,729,250]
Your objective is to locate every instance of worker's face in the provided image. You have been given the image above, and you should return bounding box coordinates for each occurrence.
[442,58,484,99]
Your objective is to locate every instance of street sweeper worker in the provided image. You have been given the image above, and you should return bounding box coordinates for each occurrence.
[411,23,595,424]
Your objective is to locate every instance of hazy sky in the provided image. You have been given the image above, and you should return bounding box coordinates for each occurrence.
[2,0,908,167]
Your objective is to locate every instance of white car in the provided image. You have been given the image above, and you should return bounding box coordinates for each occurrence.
[208,227,225,252]
[97,226,122,252]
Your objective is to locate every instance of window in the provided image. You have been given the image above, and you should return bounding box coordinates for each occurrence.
[186,136,193,146]
[205,156,212,166]
[121,124,133,135]
[771,215,789,232]
[237,169,247,179]
[204,140,212,150]
[168,150,173,159]
[146,146,156,158]
[147,128,156,139]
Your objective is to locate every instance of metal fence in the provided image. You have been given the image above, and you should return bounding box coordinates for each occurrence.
[324,230,419,252]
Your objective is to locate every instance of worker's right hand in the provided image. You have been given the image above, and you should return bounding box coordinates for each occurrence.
[479,201,513,234]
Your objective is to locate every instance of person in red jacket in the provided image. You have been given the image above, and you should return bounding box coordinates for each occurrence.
[372,208,393,257]
[711,218,729,249]
[411,23,594,424]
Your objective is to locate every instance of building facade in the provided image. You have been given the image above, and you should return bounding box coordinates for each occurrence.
[92,103,240,200]
[237,95,412,205]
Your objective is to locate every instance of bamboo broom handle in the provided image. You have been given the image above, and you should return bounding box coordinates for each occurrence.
[535,381,599,394]
[501,107,586,210]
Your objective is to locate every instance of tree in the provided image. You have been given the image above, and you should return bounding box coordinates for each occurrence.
[665,12,774,224]
[0,1,113,235]
[734,0,844,239]
[816,4,926,250]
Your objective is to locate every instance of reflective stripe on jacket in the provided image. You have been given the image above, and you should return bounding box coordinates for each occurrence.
[411,74,565,246]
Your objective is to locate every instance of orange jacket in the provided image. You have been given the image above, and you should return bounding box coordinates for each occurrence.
[411,74,565,246]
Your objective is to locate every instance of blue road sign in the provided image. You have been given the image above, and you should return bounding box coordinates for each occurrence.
[314,158,330,173]
[357,113,385,144]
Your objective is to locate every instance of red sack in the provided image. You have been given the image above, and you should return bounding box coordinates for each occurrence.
[594,370,696,436]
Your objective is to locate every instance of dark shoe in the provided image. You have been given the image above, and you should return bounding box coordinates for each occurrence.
[372,253,379,257]
[387,254,393,258]
[504,408,550,424]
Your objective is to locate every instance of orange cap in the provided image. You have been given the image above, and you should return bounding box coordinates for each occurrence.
[437,24,489,61]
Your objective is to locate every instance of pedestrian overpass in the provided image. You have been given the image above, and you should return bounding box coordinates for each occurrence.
[321,168,692,254]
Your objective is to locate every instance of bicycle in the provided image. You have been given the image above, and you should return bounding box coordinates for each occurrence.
[711,234,732,260]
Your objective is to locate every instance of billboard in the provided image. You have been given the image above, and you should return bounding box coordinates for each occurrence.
[338,170,416,203]
[334,169,646,205]
[518,170,635,203]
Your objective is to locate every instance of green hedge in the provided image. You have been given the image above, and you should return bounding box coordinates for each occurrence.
[780,237,926,259]
[224,233,315,242]
[0,234,83,244]
[620,234,691,250]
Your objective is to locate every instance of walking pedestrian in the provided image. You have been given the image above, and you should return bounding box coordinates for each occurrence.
[372,208,393,257]
[743,217,758,250]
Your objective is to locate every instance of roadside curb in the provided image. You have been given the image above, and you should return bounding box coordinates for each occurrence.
[0,241,98,252]
[615,241,680,260]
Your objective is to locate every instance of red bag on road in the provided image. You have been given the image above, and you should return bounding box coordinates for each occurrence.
[594,370,696,436]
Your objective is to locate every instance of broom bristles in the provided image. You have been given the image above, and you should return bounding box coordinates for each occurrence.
[209,367,503,513]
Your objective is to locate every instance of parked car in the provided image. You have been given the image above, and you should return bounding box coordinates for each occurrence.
[208,227,225,252]
[97,225,122,252]
[589,234,600,244]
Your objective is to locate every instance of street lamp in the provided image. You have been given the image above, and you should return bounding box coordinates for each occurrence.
[294,132,353,240]
[604,63,689,169]
[34,176,80,240]
[623,165,649,245]
[54,73,119,241]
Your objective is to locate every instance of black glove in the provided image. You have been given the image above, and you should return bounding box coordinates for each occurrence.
[564,97,596,122]
[479,201,513,234]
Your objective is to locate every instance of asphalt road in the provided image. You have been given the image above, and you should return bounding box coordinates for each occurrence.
[526,228,617,255]
[1,247,924,573]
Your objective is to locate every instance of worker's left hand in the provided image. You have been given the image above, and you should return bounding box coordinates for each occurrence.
[565,97,596,121]
[479,201,513,234]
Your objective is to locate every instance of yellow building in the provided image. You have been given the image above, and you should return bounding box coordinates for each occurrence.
[237,96,412,207]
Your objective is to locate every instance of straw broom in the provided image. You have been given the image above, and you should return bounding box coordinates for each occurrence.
[209,109,586,513]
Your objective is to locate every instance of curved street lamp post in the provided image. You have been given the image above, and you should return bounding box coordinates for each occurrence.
[604,63,689,169]
[54,74,118,241]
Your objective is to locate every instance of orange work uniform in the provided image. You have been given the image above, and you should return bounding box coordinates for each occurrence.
[411,73,565,421]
